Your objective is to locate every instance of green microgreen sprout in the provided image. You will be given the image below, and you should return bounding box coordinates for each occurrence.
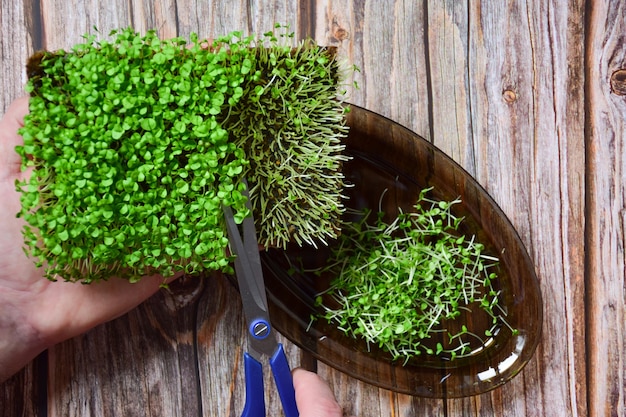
[16,25,350,283]
[313,188,514,363]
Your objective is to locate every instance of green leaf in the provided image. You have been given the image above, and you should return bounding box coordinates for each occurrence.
[140,118,157,131]
[194,242,208,255]
[58,229,70,241]
[152,52,166,65]
[111,125,124,140]
[51,244,63,256]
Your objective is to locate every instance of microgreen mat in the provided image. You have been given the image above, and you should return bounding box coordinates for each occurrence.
[16,25,349,283]
[315,188,514,362]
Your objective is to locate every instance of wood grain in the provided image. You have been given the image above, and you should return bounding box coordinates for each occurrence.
[0,0,623,416]
[321,1,586,416]
[586,1,626,416]
[433,2,587,416]
[0,355,46,417]
[48,276,205,416]
[0,0,37,113]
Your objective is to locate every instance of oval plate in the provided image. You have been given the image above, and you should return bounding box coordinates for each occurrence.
[259,105,542,398]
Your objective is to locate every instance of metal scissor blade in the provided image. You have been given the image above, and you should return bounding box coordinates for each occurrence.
[222,203,268,316]
[224,204,279,359]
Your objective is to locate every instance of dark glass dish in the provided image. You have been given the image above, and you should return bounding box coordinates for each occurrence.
[259,105,542,398]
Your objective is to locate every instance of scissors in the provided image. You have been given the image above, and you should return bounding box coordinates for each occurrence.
[222,183,299,417]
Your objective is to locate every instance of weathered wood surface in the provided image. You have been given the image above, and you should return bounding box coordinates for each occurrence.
[0,0,624,416]
[586,2,626,417]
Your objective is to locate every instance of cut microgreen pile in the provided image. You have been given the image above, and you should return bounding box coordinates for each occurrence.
[315,188,508,363]
[16,25,349,283]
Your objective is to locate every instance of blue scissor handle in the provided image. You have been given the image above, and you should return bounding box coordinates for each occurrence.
[241,353,265,417]
[270,344,299,417]
[240,345,299,417]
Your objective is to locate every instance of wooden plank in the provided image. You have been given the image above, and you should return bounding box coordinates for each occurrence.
[175,0,301,41]
[436,1,586,415]
[314,0,432,139]
[427,1,587,416]
[426,0,475,167]
[0,355,46,417]
[0,0,40,112]
[310,2,437,415]
[585,1,626,416]
[39,0,129,50]
[317,361,447,417]
[48,276,206,416]
[316,1,588,416]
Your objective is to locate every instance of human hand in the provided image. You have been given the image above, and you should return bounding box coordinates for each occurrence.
[293,368,345,417]
[0,97,179,383]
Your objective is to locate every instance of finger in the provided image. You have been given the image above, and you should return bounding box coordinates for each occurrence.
[0,96,30,179]
[292,368,343,417]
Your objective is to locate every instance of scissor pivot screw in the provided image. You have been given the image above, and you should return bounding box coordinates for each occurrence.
[251,320,270,339]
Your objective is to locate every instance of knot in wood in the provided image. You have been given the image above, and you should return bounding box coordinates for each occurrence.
[502,89,517,103]
[332,26,349,41]
[610,69,626,96]
[164,274,206,309]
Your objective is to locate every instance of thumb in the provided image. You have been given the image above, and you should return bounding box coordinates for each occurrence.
[292,368,343,417]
